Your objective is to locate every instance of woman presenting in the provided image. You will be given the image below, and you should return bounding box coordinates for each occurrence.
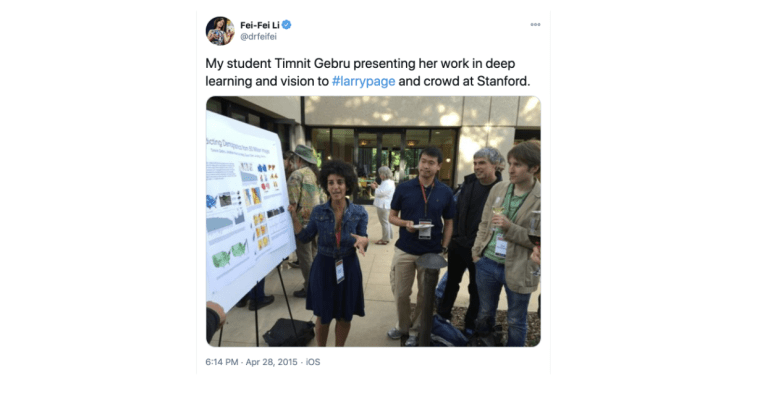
[289,160,369,347]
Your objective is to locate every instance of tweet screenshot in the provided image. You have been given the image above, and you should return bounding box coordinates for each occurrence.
[197,8,550,378]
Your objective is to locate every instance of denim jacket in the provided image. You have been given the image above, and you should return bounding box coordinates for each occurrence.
[297,200,368,259]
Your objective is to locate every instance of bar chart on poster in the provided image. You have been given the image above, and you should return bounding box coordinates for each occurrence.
[206,111,296,311]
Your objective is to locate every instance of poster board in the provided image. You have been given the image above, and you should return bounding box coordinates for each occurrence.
[205,111,295,311]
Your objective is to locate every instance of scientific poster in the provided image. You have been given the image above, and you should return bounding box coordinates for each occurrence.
[206,111,295,311]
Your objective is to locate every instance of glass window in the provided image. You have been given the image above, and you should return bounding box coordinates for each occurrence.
[356,133,376,202]
[332,129,354,163]
[206,99,222,114]
[381,133,401,170]
[514,129,541,147]
[404,130,429,179]
[431,130,456,187]
[311,129,331,167]
[230,107,247,123]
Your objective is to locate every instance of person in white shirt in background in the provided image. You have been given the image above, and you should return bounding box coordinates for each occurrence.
[393,164,406,184]
[370,166,395,245]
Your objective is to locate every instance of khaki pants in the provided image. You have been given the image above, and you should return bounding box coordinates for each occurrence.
[376,207,392,242]
[390,247,427,337]
[295,234,317,290]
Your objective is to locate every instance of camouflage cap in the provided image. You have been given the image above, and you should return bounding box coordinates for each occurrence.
[293,144,317,165]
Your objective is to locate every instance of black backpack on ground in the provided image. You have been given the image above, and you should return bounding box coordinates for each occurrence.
[263,318,315,346]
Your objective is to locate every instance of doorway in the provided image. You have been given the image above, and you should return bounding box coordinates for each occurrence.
[354,130,404,204]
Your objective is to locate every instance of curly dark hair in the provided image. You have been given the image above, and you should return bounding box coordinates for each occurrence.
[319,160,358,197]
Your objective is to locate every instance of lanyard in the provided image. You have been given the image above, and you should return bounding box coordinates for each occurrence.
[504,184,531,223]
[420,181,435,217]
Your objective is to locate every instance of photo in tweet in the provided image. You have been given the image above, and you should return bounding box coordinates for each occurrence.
[205,95,542,348]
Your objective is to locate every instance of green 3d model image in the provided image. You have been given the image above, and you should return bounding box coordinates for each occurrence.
[212,251,231,268]
[211,240,250,267]
[231,241,247,257]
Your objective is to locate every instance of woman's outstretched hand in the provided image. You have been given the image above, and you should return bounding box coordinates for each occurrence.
[350,234,369,256]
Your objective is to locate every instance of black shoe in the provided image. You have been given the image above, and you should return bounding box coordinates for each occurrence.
[235,297,248,308]
[293,288,307,298]
[475,333,495,347]
[287,260,300,268]
[249,295,275,310]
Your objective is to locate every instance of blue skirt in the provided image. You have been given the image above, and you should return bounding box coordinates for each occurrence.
[306,253,365,324]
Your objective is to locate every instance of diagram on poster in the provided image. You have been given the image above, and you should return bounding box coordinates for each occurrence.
[206,111,296,311]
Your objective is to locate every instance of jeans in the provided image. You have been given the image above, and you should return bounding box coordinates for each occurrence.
[475,257,531,347]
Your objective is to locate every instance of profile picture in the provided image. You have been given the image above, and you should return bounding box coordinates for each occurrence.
[206,17,234,46]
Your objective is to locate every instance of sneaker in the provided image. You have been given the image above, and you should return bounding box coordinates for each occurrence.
[386,328,402,340]
[405,335,418,346]
[293,288,307,298]
[249,295,275,311]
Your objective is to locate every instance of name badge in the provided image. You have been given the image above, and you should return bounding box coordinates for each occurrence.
[418,219,431,240]
[494,234,508,258]
[335,259,345,284]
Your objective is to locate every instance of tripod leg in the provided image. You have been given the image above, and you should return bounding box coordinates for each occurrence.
[255,301,259,347]
[276,263,299,338]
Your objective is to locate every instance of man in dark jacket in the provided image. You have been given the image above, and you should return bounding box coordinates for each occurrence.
[436,147,505,333]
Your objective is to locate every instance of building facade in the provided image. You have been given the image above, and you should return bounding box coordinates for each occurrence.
[207,96,540,204]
